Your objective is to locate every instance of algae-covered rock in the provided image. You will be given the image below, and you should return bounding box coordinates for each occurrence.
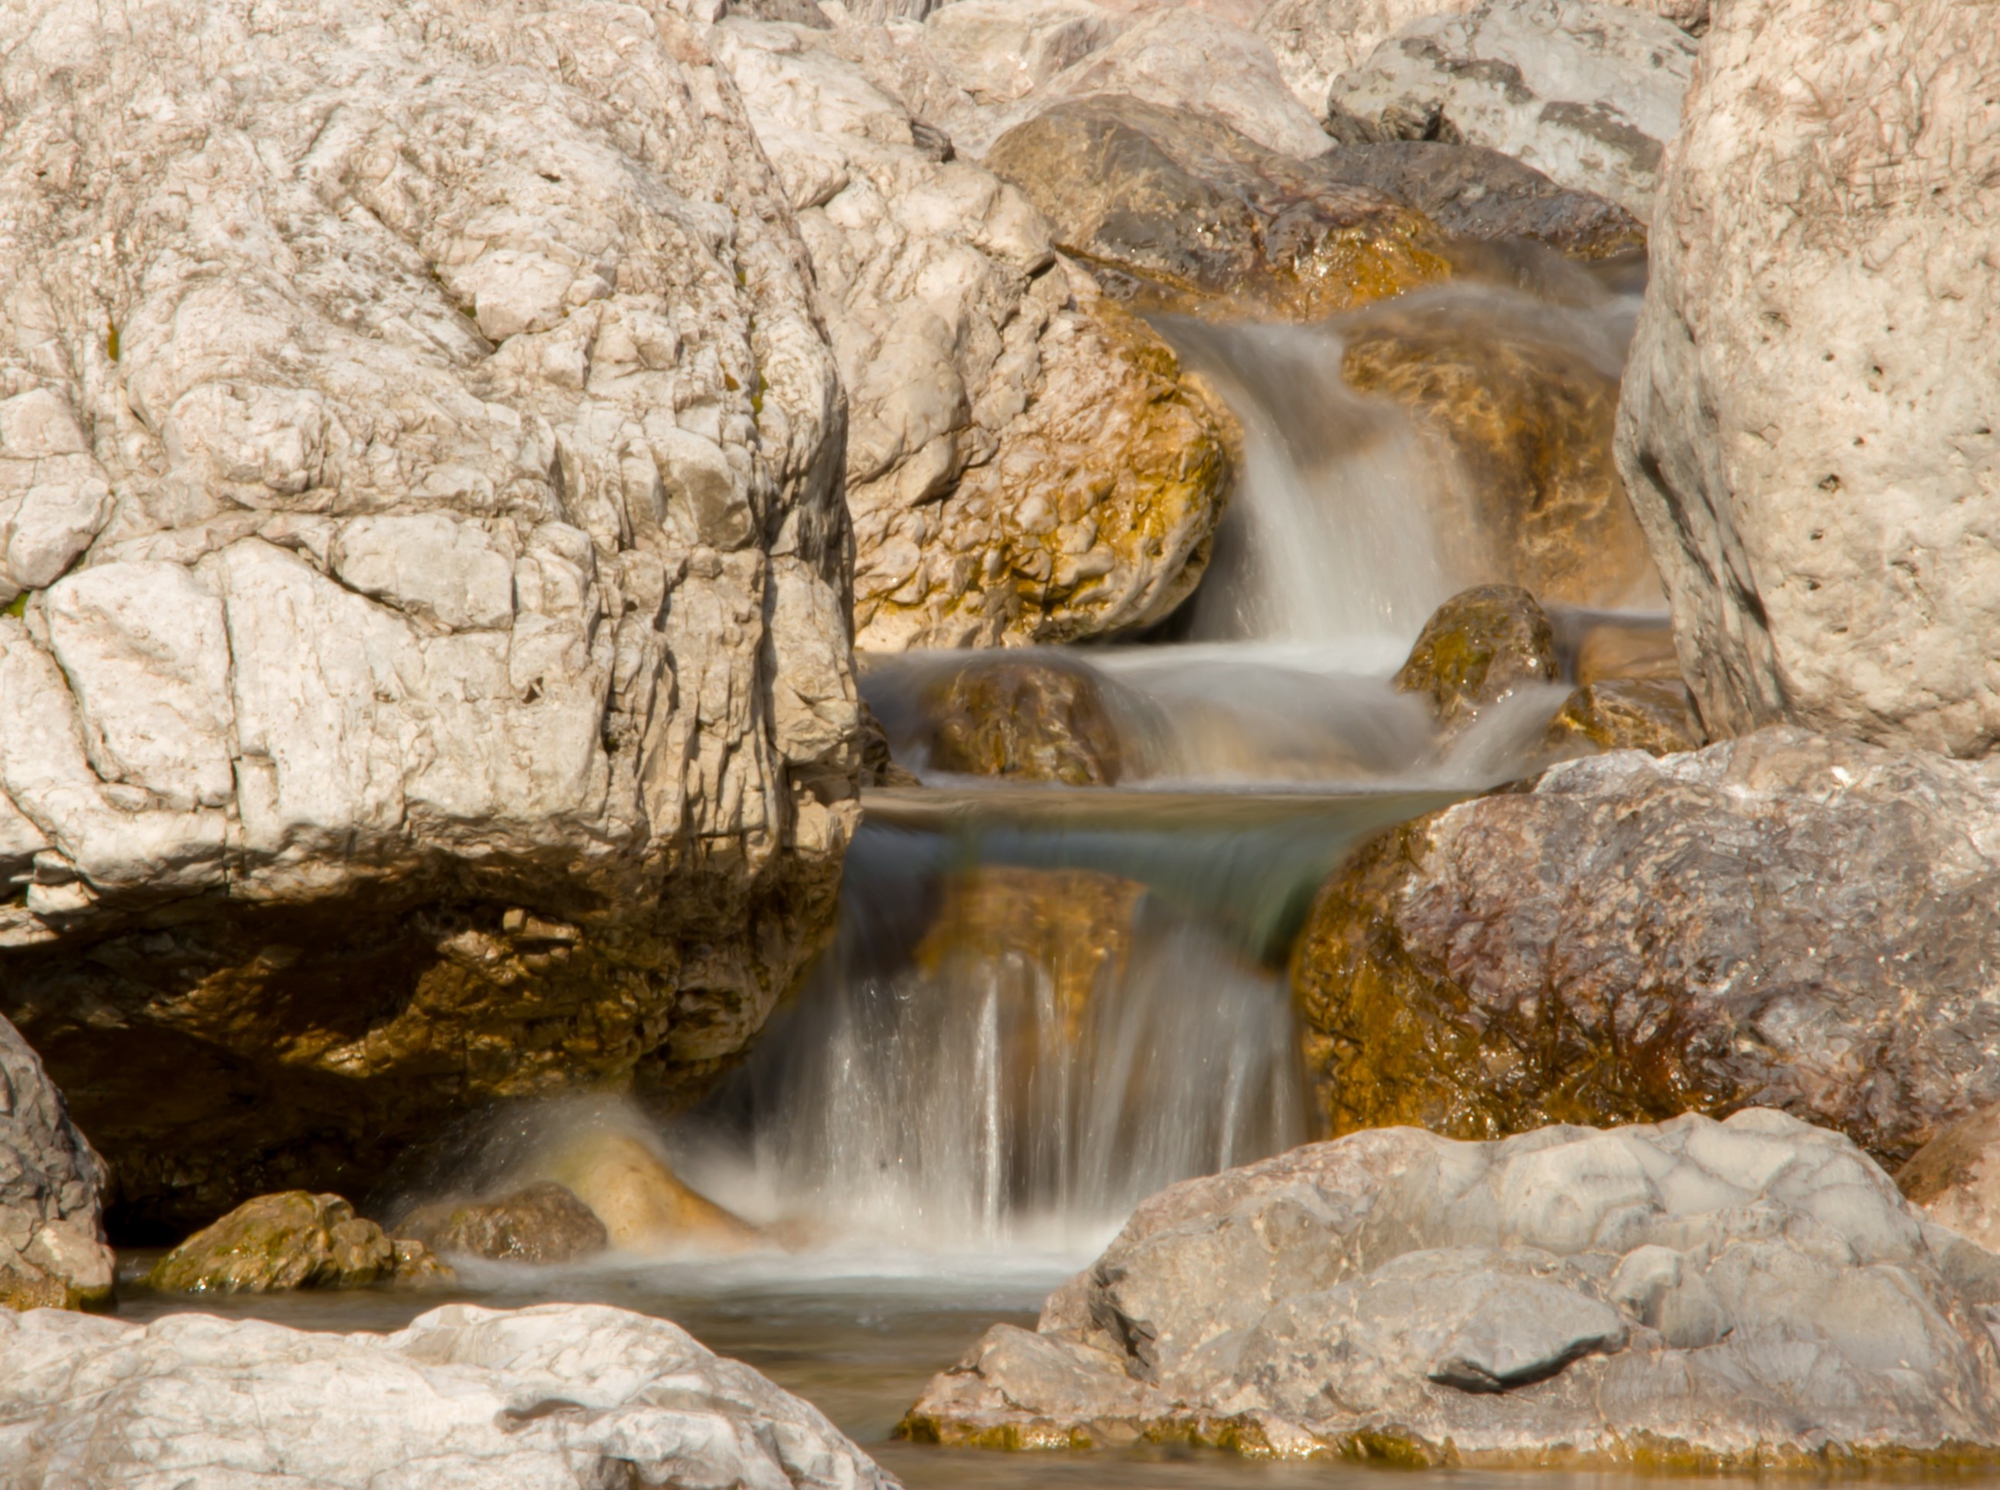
[1900,1105,2000,1256]
[1545,678,1703,757]
[403,1182,608,1266]
[1393,585,1556,727]
[0,1013,112,1312]
[926,658,1125,786]
[1291,729,2000,1164]
[147,1192,450,1294]
[1342,294,1656,608]
[538,1133,761,1256]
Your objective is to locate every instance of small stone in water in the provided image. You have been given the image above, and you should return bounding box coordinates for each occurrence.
[147,1191,451,1294]
[401,1181,608,1266]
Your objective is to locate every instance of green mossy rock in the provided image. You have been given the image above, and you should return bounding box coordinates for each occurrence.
[148,1191,450,1294]
[1393,584,1557,727]
[1545,678,1705,757]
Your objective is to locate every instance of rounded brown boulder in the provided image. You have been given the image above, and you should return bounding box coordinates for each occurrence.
[1392,584,1557,728]
[925,658,1126,786]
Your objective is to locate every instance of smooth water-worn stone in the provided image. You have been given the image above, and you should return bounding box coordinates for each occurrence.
[1901,1105,2000,1256]
[147,1192,451,1294]
[536,1132,764,1255]
[925,657,1125,785]
[1342,292,1655,607]
[1328,0,1697,220]
[905,1111,2000,1464]
[0,1302,896,1487]
[404,1182,610,1266]
[0,0,862,1233]
[1393,585,1556,728]
[1614,0,2000,758]
[0,1015,111,1311]
[1544,678,1702,757]
[719,20,1232,650]
[1292,728,2000,1164]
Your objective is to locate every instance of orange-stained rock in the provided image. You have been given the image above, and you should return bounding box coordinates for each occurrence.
[1545,678,1705,757]
[1393,584,1557,729]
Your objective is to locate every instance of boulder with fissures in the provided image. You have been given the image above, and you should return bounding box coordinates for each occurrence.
[1615,0,2000,759]
[0,1014,112,1312]
[1327,0,1696,222]
[717,20,1233,650]
[0,0,864,1236]
[904,1110,2000,1464]
[1291,729,2000,1166]
[0,1302,897,1488]
[1393,584,1557,729]
[147,1191,452,1294]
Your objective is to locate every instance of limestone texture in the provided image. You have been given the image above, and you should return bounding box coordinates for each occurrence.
[717,20,1233,650]
[905,1111,2000,1464]
[1254,0,1482,117]
[0,0,865,1234]
[1545,678,1703,757]
[920,0,1119,108]
[404,1182,610,1266]
[1393,585,1556,728]
[147,1191,450,1294]
[1901,1105,2000,1257]
[1292,728,2000,1166]
[0,1014,111,1311]
[0,1301,896,1488]
[924,656,1126,785]
[1327,0,1697,221]
[1614,0,2000,758]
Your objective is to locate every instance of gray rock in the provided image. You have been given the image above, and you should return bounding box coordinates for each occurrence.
[0,0,861,1230]
[906,1111,2000,1464]
[0,1302,897,1488]
[0,1014,111,1312]
[1614,0,2000,758]
[1327,0,1696,221]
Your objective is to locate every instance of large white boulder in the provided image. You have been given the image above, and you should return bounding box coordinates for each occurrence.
[0,0,862,1232]
[1615,0,2000,756]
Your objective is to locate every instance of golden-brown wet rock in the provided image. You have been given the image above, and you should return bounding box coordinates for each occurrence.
[1545,678,1704,757]
[538,1133,761,1256]
[147,1192,451,1294]
[1342,294,1656,607]
[1899,1105,2000,1255]
[403,1182,608,1267]
[1573,616,1681,684]
[1393,584,1556,727]
[925,658,1125,786]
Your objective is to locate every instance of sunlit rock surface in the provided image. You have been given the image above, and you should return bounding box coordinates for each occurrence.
[905,1110,2000,1465]
[1327,0,1696,220]
[147,1192,450,1294]
[1902,1105,2000,1258]
[1293,728,2000,1164]
[921,656,1126,785]
[0,0,864,1234]
[0,1014,110,1312]
[0,1302,897,1487]
[536,1130,764,1254]
[1393,585,1556,729]
[1616,0,2000,758]
[1544,677,1703,757]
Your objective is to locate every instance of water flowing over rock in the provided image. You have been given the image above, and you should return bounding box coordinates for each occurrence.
[718,20,1233,650]
[0,1302,897,1487]
[1327,0,1696,221]
[0,0,863,1235]
[147,1192,450,1294]
[0,1014,111,1311]
[922,656,1126,784]
[1615,0,2000,758]
[904,1110,2000,1465]
[1393,584,1556,728]
[1902,1105,2000,1258]
[1292,729,2000,1165]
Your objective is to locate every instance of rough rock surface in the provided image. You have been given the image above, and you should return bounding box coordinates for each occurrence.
[718,20,1233,650]
[1901,1105,2000,1257]
[1614,0,2000,757]
[147,1192,450,1294]
[0,1015,111,1311]
[1545,678,1703,757]
[0,0,865,1234]
[919,0,1119,109]
[405,1182,610,1266]
[905,1111,2000,1464]
[1393,585,1556,728]
[0,1301,896,1487]
[1328,0,1697,221]
[1293,728,2000,1165]
[924,656,1125,785]
[1255,0,1482,117]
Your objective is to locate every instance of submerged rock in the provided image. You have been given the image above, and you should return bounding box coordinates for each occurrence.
[925,658,1126,785]
[1328,0,1697,220]
[0,0,862,1234]
[537,1132,763,1255]
[403,1182,609,1267]
[0,1015,111,1312]
[147,1192,450,1294]
[1615,0,2000,757]
[1571,614,1681,685]
[1901,1105,2000,1257]
[1292,729,2000,1164]
[905,1111,2000,1464]
[1393,585,1556,728]
[1544,678,1703,757]
[0,1302,896,1487]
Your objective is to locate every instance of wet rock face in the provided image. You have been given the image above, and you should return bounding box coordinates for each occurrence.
[1545,678,1703,757]
[718,21,1233,651]
[1901,1105,2000,1256]
[1328,0,1697,221]
[1292,729,2000,1165]
[1616,0,2000,759]
[907,1111,2000,1464]
[1393,585,1556,728]
[147,1192,450,1294]
[0,1302,897,1487]
[0,0,862,1234]
[0,1014,111,1311]
[403,1182,609,1266]
[1342,294,1655,608]
[925,658,1125,785]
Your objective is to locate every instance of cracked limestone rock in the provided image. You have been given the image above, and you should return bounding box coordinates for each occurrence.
[0,0,864,1234]
[905,1110,2000,1465]
[0,1302,897,1488]
[716,18,1232,650]
[1615,0,2000,758]
[0,1014,111,1312]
